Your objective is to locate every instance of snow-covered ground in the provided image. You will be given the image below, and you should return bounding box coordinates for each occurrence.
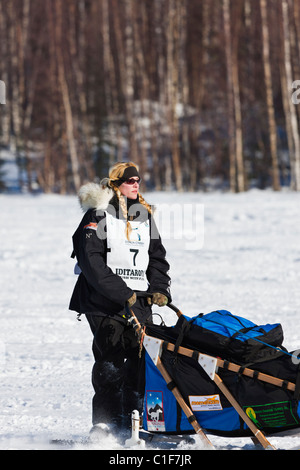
[0,188,300,451]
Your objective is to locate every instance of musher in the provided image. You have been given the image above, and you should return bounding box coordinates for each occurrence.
[69,161,172,436]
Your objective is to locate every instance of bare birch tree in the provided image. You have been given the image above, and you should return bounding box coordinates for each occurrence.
[282,0,300,190]
[260,0,280,191]
[54,0,81,192]
[8,2,21,158]
[223,0,237,192]
[167,0,183,191]
[69,0,94,181]
[0,1,10,147]
[232,1,245,192]
[111,0,139,164]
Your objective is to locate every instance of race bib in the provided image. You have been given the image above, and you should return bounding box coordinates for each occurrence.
[105,211,150,290]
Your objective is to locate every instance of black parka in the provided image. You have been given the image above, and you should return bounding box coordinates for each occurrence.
[69,183,171,323]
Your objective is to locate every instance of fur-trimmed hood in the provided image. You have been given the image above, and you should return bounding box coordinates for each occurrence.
[78,179,114,212]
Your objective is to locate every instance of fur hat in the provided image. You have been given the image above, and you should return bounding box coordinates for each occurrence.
[78,179,114,212]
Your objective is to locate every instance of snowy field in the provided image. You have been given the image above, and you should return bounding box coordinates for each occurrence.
[0,188,300,451]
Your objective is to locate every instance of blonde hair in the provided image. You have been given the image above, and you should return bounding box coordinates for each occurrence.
[109,162,152,240]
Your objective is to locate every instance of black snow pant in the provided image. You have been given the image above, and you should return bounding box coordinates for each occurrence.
[86,315,146,427]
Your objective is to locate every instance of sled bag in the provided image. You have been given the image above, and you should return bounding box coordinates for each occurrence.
[143,347,300,437]
[143,310,300,436]
[146,309,285,364]
[143,349,246,436]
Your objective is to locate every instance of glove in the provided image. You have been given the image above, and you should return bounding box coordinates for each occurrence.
[147,292,168,307]
[127,292,137,307]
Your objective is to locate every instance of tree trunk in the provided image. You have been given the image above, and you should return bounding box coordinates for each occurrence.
[167,0,183,191]
[69,0,94,181]
[278,2,295,187]
[0,0,10,146]
[102,0,115,168]
[282,0,300,190]
[124,0,139,164]
[8,2,21,154]
[132,1,149,182]
[112,0,139,163]
[147,0,165,190]
[260,0,280,190]
[54,0,81,192]
[232,2,245,192]
[223,0,237,192]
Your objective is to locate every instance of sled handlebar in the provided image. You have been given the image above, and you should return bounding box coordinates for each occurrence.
[135,292,182,317]
[124,292,182,336]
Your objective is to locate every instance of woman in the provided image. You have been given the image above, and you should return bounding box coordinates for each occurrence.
[69,162,171,435]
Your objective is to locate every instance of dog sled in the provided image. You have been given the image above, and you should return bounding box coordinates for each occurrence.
[125,294,300,450]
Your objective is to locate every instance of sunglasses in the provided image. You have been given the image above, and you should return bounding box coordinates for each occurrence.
[123,177,141,185]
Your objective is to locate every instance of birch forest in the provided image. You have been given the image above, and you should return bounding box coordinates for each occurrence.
[1,0,300,193]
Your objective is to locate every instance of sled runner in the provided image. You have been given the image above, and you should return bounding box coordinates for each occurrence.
[125,294,300,450]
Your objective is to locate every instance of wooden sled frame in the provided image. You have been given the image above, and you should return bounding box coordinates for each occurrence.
[126,301,299,450]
